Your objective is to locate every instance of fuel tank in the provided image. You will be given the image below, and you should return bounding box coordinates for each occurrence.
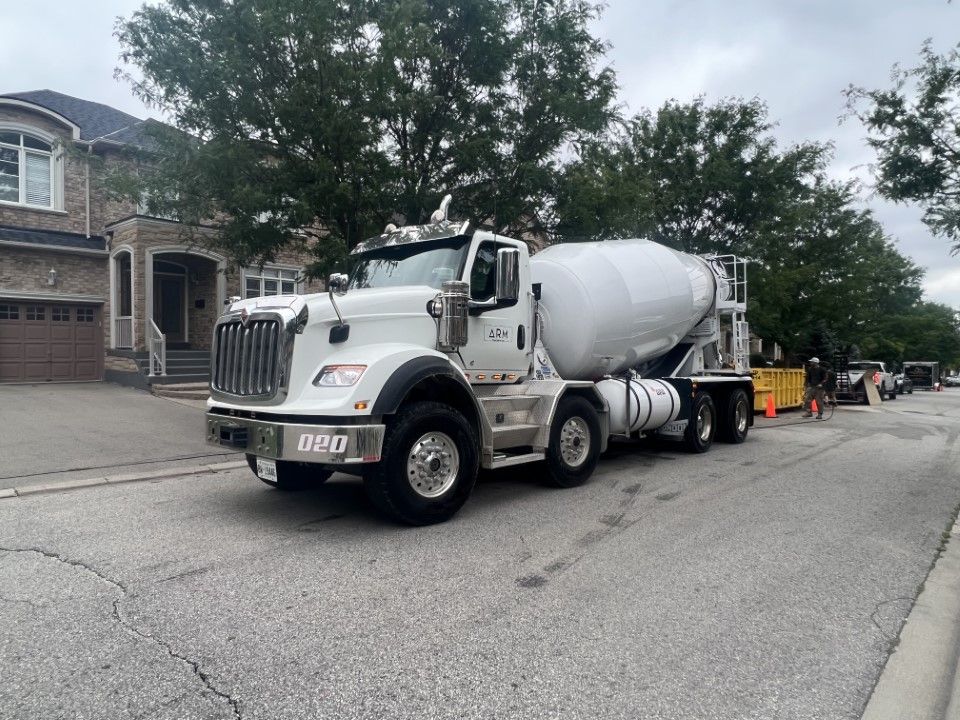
[530,239,717,380]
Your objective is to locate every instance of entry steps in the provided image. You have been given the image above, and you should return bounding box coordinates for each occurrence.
[134,349,210,385]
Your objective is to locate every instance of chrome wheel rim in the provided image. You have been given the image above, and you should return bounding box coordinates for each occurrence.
[697,404,713,442]
[407,432,459,498]
[560,416,590,468]
[735,399,748,433]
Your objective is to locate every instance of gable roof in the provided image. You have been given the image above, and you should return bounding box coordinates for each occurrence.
[0,89,146,144]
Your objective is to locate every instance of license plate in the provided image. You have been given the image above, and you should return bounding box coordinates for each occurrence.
[255,457,277,482]
[659,420,688,436]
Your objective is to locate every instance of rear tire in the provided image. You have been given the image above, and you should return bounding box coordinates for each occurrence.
[363,401,478,525]
[246,454,332,491]
[888,387,897,400]
[717,389,750,443]
[542,395,602,488]
[682,392,716,453]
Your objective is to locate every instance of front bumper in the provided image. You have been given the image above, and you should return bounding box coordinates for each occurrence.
[206,413,385,464]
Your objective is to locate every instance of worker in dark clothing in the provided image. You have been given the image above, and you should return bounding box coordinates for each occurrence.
[802,357,827,419]
[823,365,838,407]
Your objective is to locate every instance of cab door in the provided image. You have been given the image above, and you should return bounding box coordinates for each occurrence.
[460,238,531,381]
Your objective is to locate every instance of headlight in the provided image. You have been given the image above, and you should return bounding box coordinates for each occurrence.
[314,364,366,386]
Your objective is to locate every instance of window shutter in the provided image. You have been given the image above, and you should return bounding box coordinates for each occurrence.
[24,152,51,206]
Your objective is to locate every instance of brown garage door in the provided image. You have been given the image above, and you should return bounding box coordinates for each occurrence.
[0,302,103,382]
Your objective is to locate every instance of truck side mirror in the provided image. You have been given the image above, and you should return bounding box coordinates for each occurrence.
[495,248,520,303]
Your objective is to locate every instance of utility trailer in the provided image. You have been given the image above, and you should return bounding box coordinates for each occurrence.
[903,361,939,391]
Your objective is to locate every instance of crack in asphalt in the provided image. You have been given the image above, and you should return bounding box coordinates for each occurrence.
[0,547,241,720]
[868,597,914,641]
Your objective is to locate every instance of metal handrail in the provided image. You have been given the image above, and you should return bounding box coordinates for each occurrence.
[148,318,166,377]
[115,316,133,349]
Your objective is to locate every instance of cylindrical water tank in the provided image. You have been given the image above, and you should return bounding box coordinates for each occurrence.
[596,378,681,434]
[530,239,717,380]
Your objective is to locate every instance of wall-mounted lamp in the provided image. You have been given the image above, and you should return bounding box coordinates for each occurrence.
[47,268,57,287]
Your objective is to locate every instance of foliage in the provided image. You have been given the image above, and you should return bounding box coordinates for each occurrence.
[114,0,616,274]
[552,97,957,366]
[846,41,960,255]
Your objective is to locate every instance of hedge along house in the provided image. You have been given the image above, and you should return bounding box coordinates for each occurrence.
[0,90,319,385]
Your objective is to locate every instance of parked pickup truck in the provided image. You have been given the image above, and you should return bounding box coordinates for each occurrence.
[847,361,897,401]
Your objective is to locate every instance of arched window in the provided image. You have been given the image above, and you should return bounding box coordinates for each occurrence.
[0,130,54,208]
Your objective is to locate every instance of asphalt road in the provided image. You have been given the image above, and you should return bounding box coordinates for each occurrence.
[1,391,959,720]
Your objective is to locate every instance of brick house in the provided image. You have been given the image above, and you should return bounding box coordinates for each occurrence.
[0,90,318,384]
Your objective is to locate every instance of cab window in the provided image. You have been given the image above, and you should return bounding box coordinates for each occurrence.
[470,242,498,300]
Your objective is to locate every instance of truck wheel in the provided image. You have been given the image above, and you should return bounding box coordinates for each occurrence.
[682,392,716,453]
[245,454,332,491]
[717,389,750,443]
[888,387,897,400]
[542,395,602,488]
[363,401,478,525]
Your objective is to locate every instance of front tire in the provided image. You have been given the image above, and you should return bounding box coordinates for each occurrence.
[542,395,602,488]
[682,392,716,453]
[717,389,750,443]
[363,401,479,525]
[246,454,332,491]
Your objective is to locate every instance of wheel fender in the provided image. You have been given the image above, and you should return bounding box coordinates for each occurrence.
[370,354,488,447]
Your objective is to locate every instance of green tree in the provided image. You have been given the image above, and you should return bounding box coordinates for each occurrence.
[846,41,960,254]
[115,0,616,272]
[552,97,930,362]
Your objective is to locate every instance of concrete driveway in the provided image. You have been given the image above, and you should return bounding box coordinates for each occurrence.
[0,383,235,490]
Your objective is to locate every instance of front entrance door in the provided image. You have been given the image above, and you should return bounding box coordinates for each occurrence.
[154,275,185,343]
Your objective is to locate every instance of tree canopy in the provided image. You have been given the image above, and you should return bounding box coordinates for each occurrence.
[552,97,956,367]
[846,41,960,255]
[115,0,616,270]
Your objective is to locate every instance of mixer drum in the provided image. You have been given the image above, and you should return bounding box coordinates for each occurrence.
[530,239,717,380]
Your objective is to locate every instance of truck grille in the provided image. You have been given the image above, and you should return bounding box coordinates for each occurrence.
[212,319,285,397]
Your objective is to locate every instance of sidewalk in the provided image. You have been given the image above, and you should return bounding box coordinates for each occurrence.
[861,516,960,720]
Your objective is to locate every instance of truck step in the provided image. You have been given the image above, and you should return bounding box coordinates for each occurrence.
[488,451,545,469]
[491,423,540,449]
[480,394,542,427]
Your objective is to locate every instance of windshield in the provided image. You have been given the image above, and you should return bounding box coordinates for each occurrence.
[848,362,881,371]
[349,237,470,290]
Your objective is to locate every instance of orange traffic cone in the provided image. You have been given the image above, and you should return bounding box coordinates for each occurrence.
[764,393,777,418]
[811,398,819,415]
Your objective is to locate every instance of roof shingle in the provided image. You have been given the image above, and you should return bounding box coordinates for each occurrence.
[0,89,144,143]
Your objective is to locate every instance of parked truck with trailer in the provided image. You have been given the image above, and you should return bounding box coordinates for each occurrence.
[206,197,754,524]
[903,361,939,391]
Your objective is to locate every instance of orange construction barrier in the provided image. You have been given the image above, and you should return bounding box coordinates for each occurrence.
[765,394,777,418]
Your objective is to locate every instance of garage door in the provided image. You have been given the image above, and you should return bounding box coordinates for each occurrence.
[0,302,103,382]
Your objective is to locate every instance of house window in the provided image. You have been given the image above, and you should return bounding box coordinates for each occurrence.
[52,306,70,322]
[0,304,19,320]
[243,267,301,298]
[25,305,45,320]
[76,307,95,322]
[0,131,54,208]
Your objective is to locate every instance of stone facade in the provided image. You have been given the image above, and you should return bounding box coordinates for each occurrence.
[0,96,321,367]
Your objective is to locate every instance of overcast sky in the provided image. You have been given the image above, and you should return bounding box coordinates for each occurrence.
[3,0,959,308]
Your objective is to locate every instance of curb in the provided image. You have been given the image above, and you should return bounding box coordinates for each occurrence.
[861,517,960,720]
[0,460,247,499]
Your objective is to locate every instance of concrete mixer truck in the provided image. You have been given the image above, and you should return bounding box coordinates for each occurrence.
[206,197,753,524]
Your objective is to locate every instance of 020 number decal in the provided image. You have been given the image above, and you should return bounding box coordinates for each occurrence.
[297,433,348,454]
